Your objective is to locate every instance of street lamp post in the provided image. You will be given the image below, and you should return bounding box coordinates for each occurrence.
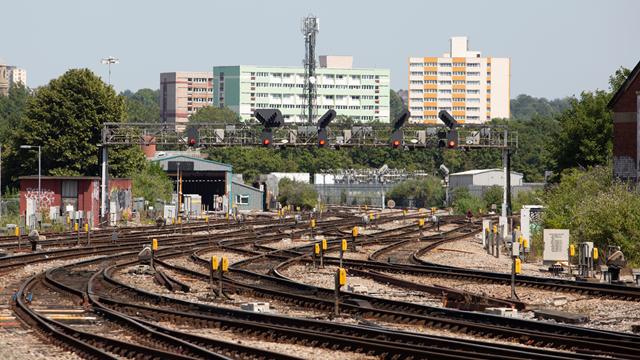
[20,145,41,212]
[100,56,119,86]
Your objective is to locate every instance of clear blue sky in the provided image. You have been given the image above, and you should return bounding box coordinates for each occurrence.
[2,0,639,100]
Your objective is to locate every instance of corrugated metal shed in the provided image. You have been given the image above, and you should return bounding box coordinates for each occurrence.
[153,155,232,172]
[231,181,263,211]
[449,169,523,189]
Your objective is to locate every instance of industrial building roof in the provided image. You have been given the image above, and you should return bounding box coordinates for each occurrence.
[450,169,523,176]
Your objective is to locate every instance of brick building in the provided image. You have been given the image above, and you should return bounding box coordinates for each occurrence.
[20,176,132,227]
[607,60,640,182]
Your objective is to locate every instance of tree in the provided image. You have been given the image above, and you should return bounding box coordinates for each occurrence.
[1,69,147,188]
[278,179,319,210]
[389,89,407,121]
[609,66,631,93]
[546,90,613,177]
[0,82,31,143]
[188,105,241,123]
[132,162,174,204]
[122,88,160,123]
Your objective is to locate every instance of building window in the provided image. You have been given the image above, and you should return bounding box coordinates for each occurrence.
[467,72,480,76]
[410,63,423,67]
[256,72,268,77]
[453,106,465,111]
[454,115,465,120]
[487,63,492,68]
[438,72,452,77]
[362,75,374,80]
[439,81,451,85]
[438,63,452,67]
[410,107,423,111]
[467,81,480,85]
[438,107,452,111]
[467,63,479,67]
[466,107,480,111]
[410,80,423,85]
[336,75,344,79]
[452,80,466,85]
[452,98,465,102]
[453,89,466,93]
[424,106,437,110]
[424,80,437,84]
[424,115,437,120]
[410,72,424,76]
[438,98,452,102]
[424,62,437,67]
[467,116,480,121]
[424,71,437,76]
[439,89,451,94]
[410,89,423,94]
[467,98,480,103]
[453,72,466,76]
[235,194,250,205]
[425,89,437,93]
[453,62,465,67]
[351,96,360,100]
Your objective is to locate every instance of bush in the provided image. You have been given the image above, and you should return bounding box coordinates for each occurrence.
[278,179,319,210]
[542,160,640,266]
[132,162,174,204]
[451,187,485,215]
[385,178,445,207]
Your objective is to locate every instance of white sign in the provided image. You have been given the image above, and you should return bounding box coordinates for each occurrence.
[499,216,508,235]
[543,229,570,264]
[66,205,74,212]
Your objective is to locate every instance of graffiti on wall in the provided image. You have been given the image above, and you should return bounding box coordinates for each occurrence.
[24,188,55,208]
[110,187,132,219]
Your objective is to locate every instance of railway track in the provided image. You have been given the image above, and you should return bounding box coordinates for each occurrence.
[4,207,640,359]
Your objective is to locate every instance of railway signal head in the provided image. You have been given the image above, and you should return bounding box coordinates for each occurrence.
[262,129,273,147]
[391,129,402,149]
[438,110,458,130]
[391,109,410,129]
[255,109,284,127]
[318,129,328,148]
[187,128,198,147]
[317,109,337,129]
[447,130,458,149]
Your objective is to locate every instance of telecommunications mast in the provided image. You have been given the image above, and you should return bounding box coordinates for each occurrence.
[300,14,319,124]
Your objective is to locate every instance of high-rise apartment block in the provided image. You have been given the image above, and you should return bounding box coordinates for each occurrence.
[212,56,390,122]
[0,58,8,96]
[159,72,214,124]
[408,37,510,124]
[7,66,26,87]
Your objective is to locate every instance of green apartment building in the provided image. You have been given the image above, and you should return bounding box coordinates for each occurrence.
[213,56,390,123]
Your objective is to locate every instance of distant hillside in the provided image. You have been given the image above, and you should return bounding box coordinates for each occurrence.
[510,94,570,120]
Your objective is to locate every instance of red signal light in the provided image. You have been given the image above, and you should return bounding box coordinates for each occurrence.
[264,139,270,146]
[449,141,455,147]
[394,140,399,146]
[319,140,325,146]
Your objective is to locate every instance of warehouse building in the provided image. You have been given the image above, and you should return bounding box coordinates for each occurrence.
[151,155,263,212]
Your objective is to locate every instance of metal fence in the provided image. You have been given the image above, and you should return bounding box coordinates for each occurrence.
[311,184,396,207]
[467,184,545,199]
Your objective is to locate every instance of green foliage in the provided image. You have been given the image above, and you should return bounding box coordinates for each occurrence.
[122,88,160,123]
[510,94,570,120]
[385,178,445,207]
[542,161,640,266]
[278,180,318,210]
[188,105,242,123]
[511,188,543,213]
[608,66,631,93]
[389,89,407,121]
[0,82,32,143]
[451,187,485,215]
[1,69,147,188]
[132,162,174,204]
[546,90,613,178]
[482,185,503,210]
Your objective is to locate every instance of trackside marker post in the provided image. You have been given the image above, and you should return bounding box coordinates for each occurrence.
[340,239,347,268]
[152,239,158,268]
[335,268,346,316]
[220,257,228,296]
[211,256,218,296]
